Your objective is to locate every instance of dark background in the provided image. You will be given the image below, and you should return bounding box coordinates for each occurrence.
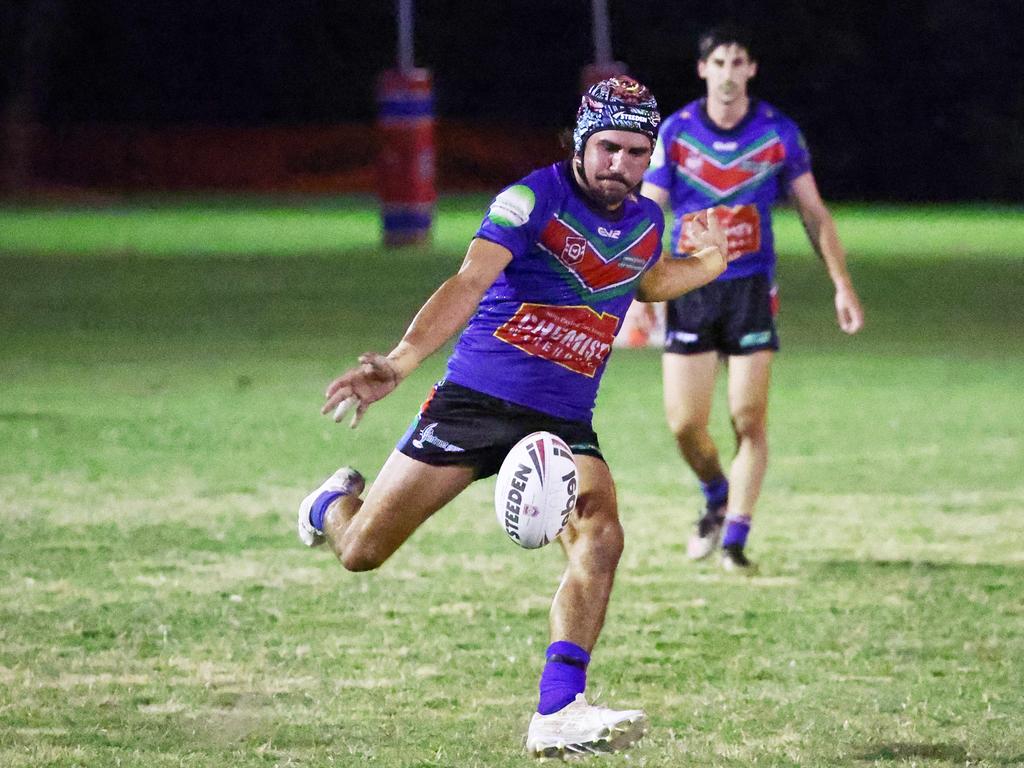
[3,0,1023,200]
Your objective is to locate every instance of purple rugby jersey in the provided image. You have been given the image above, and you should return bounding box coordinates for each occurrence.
[443,161,665,422]
[644,98,811,281]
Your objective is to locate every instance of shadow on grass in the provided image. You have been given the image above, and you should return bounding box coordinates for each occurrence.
[857,741,1024,765]
[858,741,965,762]
[818,558,1024,575]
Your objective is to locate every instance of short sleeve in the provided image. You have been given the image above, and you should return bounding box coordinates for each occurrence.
[475,171,549,260]
[780,121,812,188]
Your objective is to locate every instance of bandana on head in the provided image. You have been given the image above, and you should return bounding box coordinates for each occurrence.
[572,75,661,155]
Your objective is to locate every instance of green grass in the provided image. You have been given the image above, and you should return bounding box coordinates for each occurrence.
[1,200,1022,767]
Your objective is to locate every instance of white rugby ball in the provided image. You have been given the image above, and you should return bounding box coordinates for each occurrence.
[494,431,578,549]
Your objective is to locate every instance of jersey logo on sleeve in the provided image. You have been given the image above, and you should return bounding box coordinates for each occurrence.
[670,132,786,199]
[538,214,660,300]
[488,184,536,227]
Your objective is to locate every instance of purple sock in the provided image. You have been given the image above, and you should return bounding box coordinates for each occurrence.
[308,491,343,532]
[700,476,729,510]
[537,641,589,715]
[722,514,751,549]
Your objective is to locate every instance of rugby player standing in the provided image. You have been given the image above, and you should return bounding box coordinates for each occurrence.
[641,25,864,573]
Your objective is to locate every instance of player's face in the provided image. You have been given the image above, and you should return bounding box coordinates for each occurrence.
[698,43,757,104]
[578,129,654,209]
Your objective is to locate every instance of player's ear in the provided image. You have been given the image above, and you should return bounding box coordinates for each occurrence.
[748,60,758,78]
[697,59,707,79]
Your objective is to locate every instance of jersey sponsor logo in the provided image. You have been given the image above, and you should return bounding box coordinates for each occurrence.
[678,204,761,256]
[411,422,465,452]
[597,226,622,239]
[539,216,659,295]
[487,184,536,227]
[494,303,619,377]
[713,140,738,152]
[670,134,786,198]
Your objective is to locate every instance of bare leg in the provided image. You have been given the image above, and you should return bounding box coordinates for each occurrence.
[550,456,624,652]
[725,351,772,520]
[322,450,476,571]
[662,351,723,482]
[528,457,648,757]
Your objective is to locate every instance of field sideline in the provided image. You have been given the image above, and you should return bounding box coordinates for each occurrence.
[2,200,1023,767]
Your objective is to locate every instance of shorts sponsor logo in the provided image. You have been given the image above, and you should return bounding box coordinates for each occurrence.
[494,303,619,377]
[739,330,773,348]
[678,204,761,257]
[411,422,465,452]
[669,330,700,344]
[487,184,535,228]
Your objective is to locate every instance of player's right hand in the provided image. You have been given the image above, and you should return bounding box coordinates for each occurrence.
[321,352,402,428]
[686,208,731,271]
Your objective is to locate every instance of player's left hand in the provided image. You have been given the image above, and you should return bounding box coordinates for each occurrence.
[835,283,864,334]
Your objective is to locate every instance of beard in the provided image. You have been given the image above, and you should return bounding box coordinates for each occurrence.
[573,156,642,209]
[589,181,629,207]
[577,162,636,208]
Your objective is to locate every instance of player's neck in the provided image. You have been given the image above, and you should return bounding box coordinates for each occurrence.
[705,95,751,130]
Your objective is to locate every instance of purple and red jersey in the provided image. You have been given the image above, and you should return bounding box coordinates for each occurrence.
[444,161,665,422]
[644,98,811,281]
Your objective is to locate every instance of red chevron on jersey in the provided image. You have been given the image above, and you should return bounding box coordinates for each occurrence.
[538,216,659,294]
[670,137,787,197]
[494,302,620,377]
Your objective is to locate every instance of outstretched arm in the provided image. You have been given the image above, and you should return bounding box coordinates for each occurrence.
[636,208,731,302]
[789,172,864,334]
[322,237,513,426]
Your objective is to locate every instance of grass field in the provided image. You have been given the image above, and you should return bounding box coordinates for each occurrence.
[1,199,1023,767]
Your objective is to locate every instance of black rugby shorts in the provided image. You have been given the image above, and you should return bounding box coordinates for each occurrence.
[396,380,604,478]
[664,273,780,355]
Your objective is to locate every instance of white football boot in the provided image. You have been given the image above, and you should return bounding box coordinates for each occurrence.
[686,503,726,560]
[296,467,365,547]
[526,694,648,759]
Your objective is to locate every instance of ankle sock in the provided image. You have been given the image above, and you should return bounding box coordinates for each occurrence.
[537,641,589,715]
[700,476,729,512]
[722,514,752,549]
[308,491,342,532]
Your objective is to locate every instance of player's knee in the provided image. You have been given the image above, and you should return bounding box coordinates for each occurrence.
[671,417,707,446]
[730,405,767,441]
[338,539,386,572]
[572,512,624,568]
[591,519,625,568]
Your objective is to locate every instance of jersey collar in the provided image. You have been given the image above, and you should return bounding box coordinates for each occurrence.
[698,97,760,136]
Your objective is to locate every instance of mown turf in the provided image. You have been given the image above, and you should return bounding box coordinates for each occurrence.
[1,201,1022,767]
